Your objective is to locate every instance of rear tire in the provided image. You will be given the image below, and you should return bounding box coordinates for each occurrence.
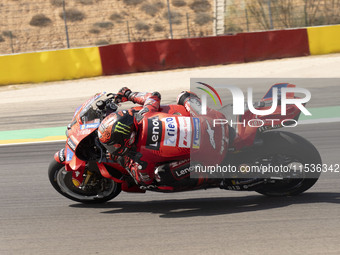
[48,158,121,204]
[253,131,321,196]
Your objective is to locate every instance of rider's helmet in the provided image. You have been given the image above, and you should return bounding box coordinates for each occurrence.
[98,110,136,156]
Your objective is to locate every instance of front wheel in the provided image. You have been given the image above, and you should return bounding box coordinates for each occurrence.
[48,159,121,203]
[253,131,322,196]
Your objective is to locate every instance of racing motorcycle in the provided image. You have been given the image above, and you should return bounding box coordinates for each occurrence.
[48,84,322,203]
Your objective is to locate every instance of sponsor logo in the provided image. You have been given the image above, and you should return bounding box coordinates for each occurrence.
[72,178,81,187]
[80,123,100,130]
[59,148,65,162]
[178,117,191,148]
[169,158,190,168]
[173,164,198,178]
[114,121,131,135]
[163,117,178,147]
[79,129,92,136]
[146,118,163,150]
[206,120,216,149]
[67,138,77,151]
[258,124,283,132]
[66,148,74,162]
[192,117,200,149]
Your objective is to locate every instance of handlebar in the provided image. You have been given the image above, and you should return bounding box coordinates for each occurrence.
[94,93,119,120]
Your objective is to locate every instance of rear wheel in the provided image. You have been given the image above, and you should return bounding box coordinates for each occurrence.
[48,159,121,203]
[253,131,321,196]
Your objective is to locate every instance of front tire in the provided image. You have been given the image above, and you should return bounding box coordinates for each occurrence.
[48,158,121,203]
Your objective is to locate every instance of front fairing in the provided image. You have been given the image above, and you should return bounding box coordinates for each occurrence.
[65,118,101,164]
[64,92,108,168]
[60,93,108,186]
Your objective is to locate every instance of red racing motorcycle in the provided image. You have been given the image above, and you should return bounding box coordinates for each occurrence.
[48,84,322,203]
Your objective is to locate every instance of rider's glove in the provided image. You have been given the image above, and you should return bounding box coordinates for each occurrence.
[116,87,132,103]
[106,151,126,166]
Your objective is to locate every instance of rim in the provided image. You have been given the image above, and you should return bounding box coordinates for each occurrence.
[254,154,306,191]
[56,167,117,201]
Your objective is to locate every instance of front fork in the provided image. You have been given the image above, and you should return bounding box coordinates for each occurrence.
[54,148,124,186]
[54,148,87,188]
[54,148,145,193]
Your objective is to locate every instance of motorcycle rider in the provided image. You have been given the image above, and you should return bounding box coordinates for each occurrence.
[98,87,229,188]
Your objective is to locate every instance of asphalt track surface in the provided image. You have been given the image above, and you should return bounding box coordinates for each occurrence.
[1,126,340,255]
[1,62,340,254]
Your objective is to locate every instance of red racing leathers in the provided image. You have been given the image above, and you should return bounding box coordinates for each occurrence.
[112,91,229,187]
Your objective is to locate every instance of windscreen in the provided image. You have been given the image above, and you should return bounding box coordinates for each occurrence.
[78,92,106,124]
